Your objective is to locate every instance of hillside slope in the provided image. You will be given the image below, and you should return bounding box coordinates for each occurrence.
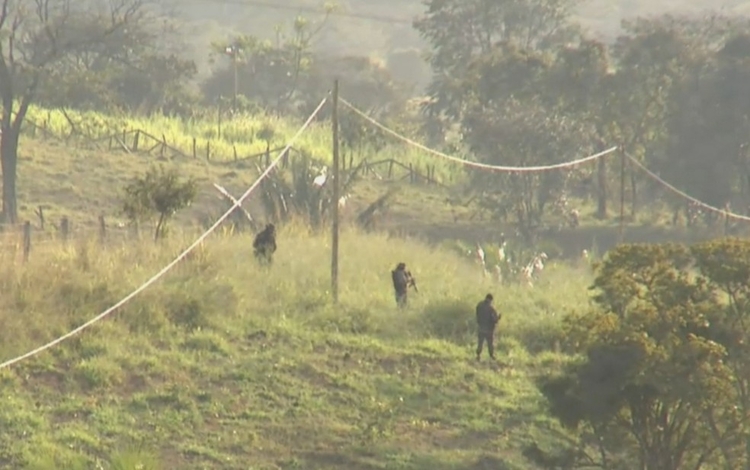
[0,227,587,469]
[11,132,731,260]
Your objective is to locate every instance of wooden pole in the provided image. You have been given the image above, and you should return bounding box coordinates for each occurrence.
[22,221,31,262]
[596,147,607,219]
[61,217,69,244]
[331,79,340,303]
[99,215,107,245]
[35,205,44,229]
[619,146,626,243]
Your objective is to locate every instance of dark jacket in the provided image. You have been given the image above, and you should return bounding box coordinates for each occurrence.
[253,229,276,254]
[476,300,499,332]
[392,268,408,293]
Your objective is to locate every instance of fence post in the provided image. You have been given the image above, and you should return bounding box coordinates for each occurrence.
[98,215,106,245]
[35,205,44,229]
[206,141,210,161]
[133,130,140,151]
[192,138,197,158]
[60,217,69,243]
[161,134,167,157]
[233,145,238,161]
[23,221,31,262]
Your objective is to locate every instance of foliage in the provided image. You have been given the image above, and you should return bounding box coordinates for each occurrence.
[539,239,750,469]
[202,15,411,122]
[414,0,579,127]
[0,0,150,223]
[413,5,750,232]
[19,1,750,467]
[257,151,365,229]
[453,41,602,236]
[18,101,461,182]
[121,166,197,240]
[34,13,198,117]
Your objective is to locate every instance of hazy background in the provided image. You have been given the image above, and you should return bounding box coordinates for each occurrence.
[169,0,750,90]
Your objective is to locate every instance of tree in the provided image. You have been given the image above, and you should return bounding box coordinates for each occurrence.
[121,166,197,241]
[301,55,409,118]
[691,239,750,468]
[537,242,750,469]
[606,14,750,219]
[26,6,197,117]
[202,11,333,114]
[413,0,579,133]
[664,27,750,215]
[0,0,144,223]
[456,42,596,237]
[384,48,431,93]
[608,16,702,217]
[547,38,614,219]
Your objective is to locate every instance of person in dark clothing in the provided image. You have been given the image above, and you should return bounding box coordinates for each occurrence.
[476,293,500,360]
[253,223,277,265]
[391,262,416,308]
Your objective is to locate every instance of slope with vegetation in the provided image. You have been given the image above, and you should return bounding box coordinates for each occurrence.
[5,0,750,468]
[7,0,750,241]
[6,213,750,469]
[0,224,589,469]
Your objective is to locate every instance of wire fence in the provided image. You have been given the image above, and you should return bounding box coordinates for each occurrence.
[3,91,749,371]
[22,112,449,187]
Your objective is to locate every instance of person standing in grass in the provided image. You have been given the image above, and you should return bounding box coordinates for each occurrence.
[476,294,499,360]
[391,262,416,308]
[253,223,277,265]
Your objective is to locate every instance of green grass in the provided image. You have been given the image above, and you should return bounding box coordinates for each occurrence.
[0,222,590,469]
[21,103,459,182]
[17,99,728,255]
[10,131,730,268]
[3,97,739,470]
[15,136,262,231]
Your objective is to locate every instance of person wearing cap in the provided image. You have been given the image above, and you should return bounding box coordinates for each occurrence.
[475,293,500,360]
[391,262,415,308]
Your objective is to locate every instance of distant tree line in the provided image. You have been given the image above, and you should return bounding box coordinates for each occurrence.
[416,0,750,237]
[0,0,417,223]
[3,0,750,235]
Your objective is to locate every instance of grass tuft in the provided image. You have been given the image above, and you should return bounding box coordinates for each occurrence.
[0,223,592,468]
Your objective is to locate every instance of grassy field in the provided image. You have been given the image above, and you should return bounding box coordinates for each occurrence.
[8,129,733,266]
[0,223,591,469]
[21,103,459,182]
[2,95,744,469]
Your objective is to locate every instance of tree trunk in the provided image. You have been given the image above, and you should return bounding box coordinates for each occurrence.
[154,213,166,242]
[597,154,607,219]
[0,127,19,224]
[630,172,637,218]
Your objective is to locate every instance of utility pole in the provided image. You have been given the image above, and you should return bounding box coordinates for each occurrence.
[619,145,626,243]
[224,44,240,112]
[331,79,340,302]
[233,52,238,112]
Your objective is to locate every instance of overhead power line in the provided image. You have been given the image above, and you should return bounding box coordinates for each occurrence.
[183,0,415,25]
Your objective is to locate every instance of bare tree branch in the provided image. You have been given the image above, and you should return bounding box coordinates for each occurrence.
[0,0,11,30]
